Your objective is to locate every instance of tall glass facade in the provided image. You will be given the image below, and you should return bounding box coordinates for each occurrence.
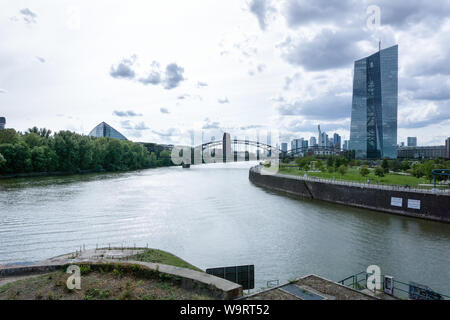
[350,45,398,159]
[89,122,127,140]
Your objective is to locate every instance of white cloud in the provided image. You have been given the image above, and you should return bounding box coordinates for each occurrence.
[0,1,449,146]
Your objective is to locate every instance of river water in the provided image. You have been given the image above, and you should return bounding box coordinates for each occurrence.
[0,162,449,294]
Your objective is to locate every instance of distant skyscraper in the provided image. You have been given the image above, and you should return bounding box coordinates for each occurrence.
[281,143,288,153]
[333,133,341,149]
[310,137,317,147]
[89,122,127,140]
[349,45,398,159]
[343,140,350,150]
[318,125,328,148]
[319,132,328,148]
[446,137,450,159]
[0,117,5,130]
[407,137,417,147]
[291,139,301,155]
[302,139,308,151]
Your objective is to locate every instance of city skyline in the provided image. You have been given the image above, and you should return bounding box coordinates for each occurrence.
[1,1,449,147]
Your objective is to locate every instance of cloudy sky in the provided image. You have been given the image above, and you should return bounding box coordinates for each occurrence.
[1,0,449,146]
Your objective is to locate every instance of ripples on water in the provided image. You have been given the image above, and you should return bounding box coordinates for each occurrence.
[0,162,449,294]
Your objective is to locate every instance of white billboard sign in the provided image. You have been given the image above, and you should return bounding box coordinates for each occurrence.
[408,199,421,210]
[390,197,402,207]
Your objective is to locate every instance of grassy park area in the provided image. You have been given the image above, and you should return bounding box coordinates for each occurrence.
[279,166,429,187]
[278,156,450,189]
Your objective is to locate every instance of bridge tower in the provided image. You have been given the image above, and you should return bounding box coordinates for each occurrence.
[223,132,232,163]
[234,137,238,162]
[256,141,260,161]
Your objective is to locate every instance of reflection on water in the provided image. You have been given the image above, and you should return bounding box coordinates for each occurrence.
[0,162,449,294]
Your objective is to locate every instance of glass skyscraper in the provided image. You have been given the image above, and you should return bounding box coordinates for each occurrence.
[89,122,127,140]
[349,45,398,159]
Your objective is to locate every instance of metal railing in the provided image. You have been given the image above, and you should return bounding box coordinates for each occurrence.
[339,272,450,300]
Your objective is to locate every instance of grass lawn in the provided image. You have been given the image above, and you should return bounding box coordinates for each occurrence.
[134,249,203,272]
[279,166,432,187]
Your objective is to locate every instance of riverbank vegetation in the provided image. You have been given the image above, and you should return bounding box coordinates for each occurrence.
[134,249,203,272]
[280,156,450,188]
[0,127,173,176]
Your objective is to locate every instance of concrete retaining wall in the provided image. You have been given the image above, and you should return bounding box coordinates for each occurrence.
[249,166,450,223]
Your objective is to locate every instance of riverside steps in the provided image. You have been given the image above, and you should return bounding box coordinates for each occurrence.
[249,165,450,223]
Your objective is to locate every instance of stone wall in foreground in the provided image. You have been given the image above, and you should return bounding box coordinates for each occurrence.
[249,166,450,223]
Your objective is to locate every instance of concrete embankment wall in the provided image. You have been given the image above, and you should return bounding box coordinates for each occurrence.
[249,166,450,223]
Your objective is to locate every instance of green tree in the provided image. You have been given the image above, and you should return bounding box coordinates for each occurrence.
[421,160,435,182]
[411,162,424,178]
[360,165,370,177]
[295,157,309,170]
[391,159,401,172]
[381,158,389,174]
[27,127,52,138]
[400,160,410,172]
[31,146,47,172]
[375,166,385,177]
[0,129,20,144]
[53,131,80,172]
[159,150,172,166]
[0,142,32,173]
[23,133,43,148]
[337,164,347,177]
[326,156,334,169]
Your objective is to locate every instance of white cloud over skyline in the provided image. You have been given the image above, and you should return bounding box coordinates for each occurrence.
[0,1,449,146]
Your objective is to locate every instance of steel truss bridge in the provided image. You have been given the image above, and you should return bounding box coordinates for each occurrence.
[172,133,281,165]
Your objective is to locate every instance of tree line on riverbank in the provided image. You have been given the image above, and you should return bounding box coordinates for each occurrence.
[0,127,173,175]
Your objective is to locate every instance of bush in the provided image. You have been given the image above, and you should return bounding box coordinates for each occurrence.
[337,165,347,176]
[360,165,370,177]
[375,166,385,177]
[381,158,390,174]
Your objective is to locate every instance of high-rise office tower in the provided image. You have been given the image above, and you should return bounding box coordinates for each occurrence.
[407,137,417,147]
[333,133,341,150]
[350,45,398,159]
[343,140,350,151]
[310,137,317,147]
[446,137,450,159]
[0,117,5,130]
